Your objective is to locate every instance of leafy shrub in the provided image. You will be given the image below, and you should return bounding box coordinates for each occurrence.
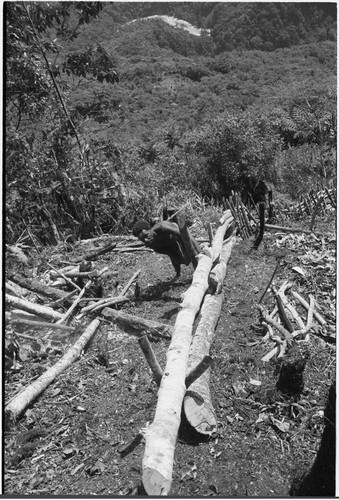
[185,112,282,200]
[275,143,336,199]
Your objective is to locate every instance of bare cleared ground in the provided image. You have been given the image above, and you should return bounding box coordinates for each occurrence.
[4,213,335,496]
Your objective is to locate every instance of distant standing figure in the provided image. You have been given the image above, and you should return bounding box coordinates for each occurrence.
[132,219,200,278]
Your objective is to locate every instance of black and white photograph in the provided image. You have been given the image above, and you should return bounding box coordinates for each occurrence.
[4,1,336,496]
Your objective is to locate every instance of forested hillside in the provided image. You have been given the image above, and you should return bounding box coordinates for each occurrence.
[6,2,337,243]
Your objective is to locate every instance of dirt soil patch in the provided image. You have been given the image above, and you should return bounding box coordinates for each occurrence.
[4,217,335,496]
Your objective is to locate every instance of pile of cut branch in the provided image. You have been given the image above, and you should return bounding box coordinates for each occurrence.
[5,242,172,427]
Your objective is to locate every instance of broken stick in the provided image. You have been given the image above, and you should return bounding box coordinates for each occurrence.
[101,308,172,339]
[138,335,163,386]
[5,319,101,423]
[57,281,92,325]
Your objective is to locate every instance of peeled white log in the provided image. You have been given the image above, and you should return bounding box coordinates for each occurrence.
[184,234,237,435]
[142,211,233,496]
[5,319,100,423]
[6,294,63,322]
[183,293,222,434]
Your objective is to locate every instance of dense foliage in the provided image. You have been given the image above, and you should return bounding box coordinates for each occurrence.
[5,2,337,244]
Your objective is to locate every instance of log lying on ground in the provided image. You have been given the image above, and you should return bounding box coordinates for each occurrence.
[83,241,117,260]
[291,290,326,326]
[6,294,64,322]
[184,234,237,435]
[8,276,70,302]
[208,230,237,293]
[112,246,154,253]
[47,263,81,291]
[101,308,173,339]
[5,312,75,333]
[6,281,28,298]
[5,319,100,424]
[142,210,233,496]
[265,224,323,236]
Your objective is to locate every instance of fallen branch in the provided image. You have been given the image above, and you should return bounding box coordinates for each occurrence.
[8,276,70,302]
[57,281,92,325]
[6,294,64,322]
[272,285,294,333]
[78,235,137,246]
[258,305,293,344]
[262,295,316,361]
[78,270,140,318]
[47,263,81,291]
[101,308,172,339]
[58,269,112,279]
[112,246,154,253]
[291,291,326,326]
[5,281,27,298]
[45,289,78,307]
[49,264,78,278]
[83,241,117,260]
[5,312,75,332]
[277,340,288,358]
[119,269,141,297]
[5,319,101,423]
[138,335,163,386]
[278,285,305,330]
[258,259,281,304]
[265,223,322,236]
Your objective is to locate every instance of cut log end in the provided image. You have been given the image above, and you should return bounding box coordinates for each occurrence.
[183,391,217,436]
[142,468,172,496]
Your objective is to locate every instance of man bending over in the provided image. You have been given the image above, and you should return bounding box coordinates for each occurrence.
[132,219,200,279]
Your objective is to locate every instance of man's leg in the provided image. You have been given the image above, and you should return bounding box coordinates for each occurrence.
[169,255,181,278]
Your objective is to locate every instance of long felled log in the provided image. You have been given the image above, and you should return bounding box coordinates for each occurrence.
[100,308,172,339]
[184,234,237,435]
[6,294,64,322]
[142,210,233,496]
[5,319,100,424]
[8,276,70,302]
